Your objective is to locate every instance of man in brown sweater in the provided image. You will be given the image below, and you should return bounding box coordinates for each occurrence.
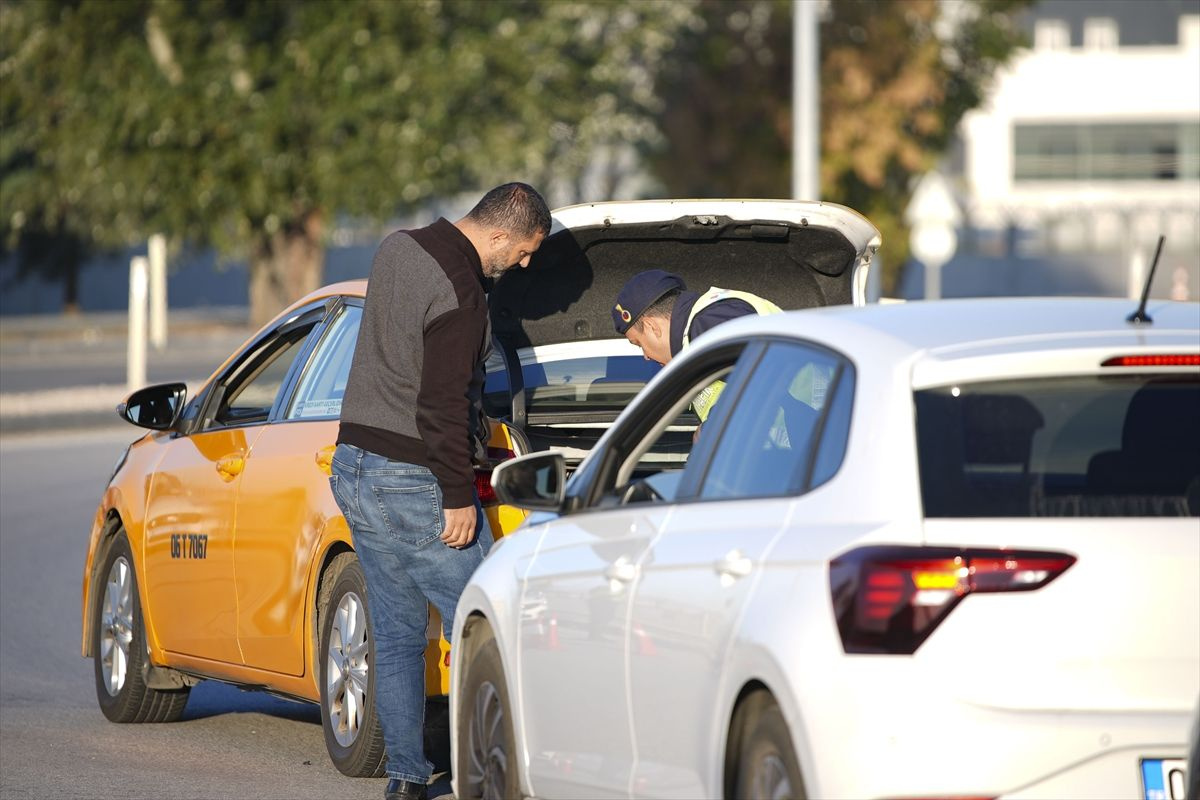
[330,183,550,800]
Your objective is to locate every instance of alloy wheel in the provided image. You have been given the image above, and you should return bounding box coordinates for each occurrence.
[466,679,508,799]
[325,590,370,747]
[99,557,134,696]
[749,753,792,800]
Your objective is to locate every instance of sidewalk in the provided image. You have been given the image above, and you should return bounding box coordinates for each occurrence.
[0,307,254,436]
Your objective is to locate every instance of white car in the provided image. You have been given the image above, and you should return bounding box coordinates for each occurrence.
[450,297,1200,800]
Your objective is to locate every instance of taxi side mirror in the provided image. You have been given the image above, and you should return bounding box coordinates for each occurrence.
[118,382,188,431]
[491,451,566,511]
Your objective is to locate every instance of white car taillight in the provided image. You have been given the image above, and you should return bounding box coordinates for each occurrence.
[829,545,1076,654]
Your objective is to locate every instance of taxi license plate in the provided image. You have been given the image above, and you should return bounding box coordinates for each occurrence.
[1141,758,1187,800]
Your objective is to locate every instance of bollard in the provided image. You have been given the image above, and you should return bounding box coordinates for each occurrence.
[1127,249,1146,301]
[148,233,167,351]
[128,256,148,392]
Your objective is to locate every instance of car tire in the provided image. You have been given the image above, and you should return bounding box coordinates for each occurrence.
[318,553,386,778]
[93,531,190,723]
[730,690,806,800]
[456,624,521,800]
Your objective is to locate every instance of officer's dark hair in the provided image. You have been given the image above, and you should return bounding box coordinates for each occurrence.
[467,182,551,239]
[633,289,681,330]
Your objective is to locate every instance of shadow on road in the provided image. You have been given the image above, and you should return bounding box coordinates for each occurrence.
[179,682,453,793]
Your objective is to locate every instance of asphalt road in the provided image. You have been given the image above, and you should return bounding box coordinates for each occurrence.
[0,330,248,394]
[0,428,453,800]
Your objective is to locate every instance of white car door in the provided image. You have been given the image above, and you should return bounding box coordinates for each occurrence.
[519,505,670,800]
[627,341,855,797]
[514,336,770,799]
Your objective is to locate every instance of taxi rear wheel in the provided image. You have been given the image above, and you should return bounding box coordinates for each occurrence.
[318,553,386,778]
[456,623,521,800]
[729,690,806,800]
[93,531,190,723]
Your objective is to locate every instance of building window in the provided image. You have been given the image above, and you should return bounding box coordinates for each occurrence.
[1083,18,1118,51]
[1034,19,1070,50]
[1014,122,1200,182]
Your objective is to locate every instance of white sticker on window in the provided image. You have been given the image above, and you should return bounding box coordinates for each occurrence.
[295,398,342,418]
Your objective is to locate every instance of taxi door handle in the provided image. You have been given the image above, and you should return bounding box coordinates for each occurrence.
[315,445,336,476]
[215,455,244,482]
[714,549,753,581]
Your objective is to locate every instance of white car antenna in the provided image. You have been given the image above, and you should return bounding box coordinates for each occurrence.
[1128,235,1166,325]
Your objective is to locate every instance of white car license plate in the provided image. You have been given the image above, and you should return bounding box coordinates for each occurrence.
[1141,758,1187,800]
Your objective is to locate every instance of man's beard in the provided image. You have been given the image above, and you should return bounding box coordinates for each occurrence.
[482,254,512,279]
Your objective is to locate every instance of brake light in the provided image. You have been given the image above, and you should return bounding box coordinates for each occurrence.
[474,471,497,505]
[830,546,1075,654]
[474,446,516,506]
[1102,354,1200,367]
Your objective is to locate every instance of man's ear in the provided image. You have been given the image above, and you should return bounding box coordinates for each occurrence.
[643,314,667,339]
[489,229,510,250]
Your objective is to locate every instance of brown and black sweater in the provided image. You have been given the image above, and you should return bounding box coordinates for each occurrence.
[337,218,491,508]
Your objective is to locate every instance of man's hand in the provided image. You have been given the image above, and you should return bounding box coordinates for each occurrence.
[441,505,477,549]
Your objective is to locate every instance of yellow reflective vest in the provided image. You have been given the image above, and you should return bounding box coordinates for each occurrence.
[685,288,782,422]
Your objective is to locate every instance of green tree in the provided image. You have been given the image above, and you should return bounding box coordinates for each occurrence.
[647,0,1030,295]
[1,0,695,323]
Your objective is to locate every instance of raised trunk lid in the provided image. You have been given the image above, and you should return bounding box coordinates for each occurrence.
[489,199,880,350]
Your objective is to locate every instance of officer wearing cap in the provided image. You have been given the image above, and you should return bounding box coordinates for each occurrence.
[612,269,780,421]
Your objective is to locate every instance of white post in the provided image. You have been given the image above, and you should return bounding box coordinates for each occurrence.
[792,0,820,201]
[1127,248,1146,300]
[128,256,148,392]
[148,234,167,351]
[1170,267,1191,301]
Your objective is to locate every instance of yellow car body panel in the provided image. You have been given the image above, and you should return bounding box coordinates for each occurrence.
[233,420,340,675]
[81,281,529,704]
[144,426,258,665]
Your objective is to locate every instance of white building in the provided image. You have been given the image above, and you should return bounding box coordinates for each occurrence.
[950,0,1200,300]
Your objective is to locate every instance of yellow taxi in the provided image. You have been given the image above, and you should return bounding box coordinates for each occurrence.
[80,281,527,777]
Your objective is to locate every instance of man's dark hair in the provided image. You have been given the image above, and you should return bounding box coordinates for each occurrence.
[633,289,681,330]
[467,182,551,239]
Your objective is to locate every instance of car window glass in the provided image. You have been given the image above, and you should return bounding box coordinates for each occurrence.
[286,305,362,420]
[599,345,755,508]
[698,343,840,500]
[809,364,855,489]
[916,374,1200,517]
[483,349,660,419]
[207,325,316,429]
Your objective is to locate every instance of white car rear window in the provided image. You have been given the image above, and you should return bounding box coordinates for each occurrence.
[915,374,1200,517]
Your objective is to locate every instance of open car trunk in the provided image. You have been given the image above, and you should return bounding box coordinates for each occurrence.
[485,200,881,466]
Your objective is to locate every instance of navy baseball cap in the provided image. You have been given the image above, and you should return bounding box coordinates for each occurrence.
[612,270,686,334]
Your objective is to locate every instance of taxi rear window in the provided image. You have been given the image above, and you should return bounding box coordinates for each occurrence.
[483,354,661,418]
[915,375,1200,517]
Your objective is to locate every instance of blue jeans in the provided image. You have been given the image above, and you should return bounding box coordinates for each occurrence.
[328,443,492,783]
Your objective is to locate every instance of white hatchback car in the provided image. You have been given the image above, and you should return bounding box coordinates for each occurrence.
[449,297,1200,800]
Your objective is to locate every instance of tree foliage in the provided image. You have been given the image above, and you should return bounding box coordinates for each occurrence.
[647,0,1031,294]
[0,0,695,321]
